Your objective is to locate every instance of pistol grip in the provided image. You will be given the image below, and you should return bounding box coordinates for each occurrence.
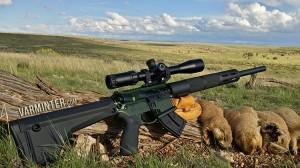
[119,114,142,155]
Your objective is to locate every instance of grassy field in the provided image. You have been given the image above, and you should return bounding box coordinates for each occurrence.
[0,32,300,167]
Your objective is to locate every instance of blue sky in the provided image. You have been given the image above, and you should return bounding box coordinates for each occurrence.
[1,0,300,46]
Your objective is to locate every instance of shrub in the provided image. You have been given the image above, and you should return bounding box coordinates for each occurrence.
[36,48,60,57]
[243,52,254,58]
[17,62,30,69]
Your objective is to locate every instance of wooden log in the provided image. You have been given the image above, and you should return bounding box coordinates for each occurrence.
[0,70,203,145]
[0,70,103,121]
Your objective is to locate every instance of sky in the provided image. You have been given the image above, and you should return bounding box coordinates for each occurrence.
[0,0,300,46]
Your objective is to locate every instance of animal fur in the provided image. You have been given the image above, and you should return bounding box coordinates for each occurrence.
[257,111,291,154]
[198,99,232,149]
[224,106,262,155]
[171,96,202,121]
[272,107,300,155]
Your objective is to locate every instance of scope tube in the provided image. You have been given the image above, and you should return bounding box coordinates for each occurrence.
[105,59,205,89]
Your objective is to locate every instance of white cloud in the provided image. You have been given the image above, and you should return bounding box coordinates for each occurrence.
[11,2,299,45]
[162,13,181,27]
[24,25,32,29]
[0,0,12,6]
[199,2,296,32]
[106,11,130,26]
[69,17,78,26]
[286,0,300,7]
[230,0,300,8]
[66,12,198,35]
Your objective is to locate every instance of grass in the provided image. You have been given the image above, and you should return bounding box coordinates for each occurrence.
[0,125,229,168]
[0,32,300,167]
[134,150,230,168]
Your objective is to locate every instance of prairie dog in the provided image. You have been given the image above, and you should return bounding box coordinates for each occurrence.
[171,96,202,121]
[224,106,262,155]
[257,111,291,154]
[272,107,300,155]
[198,99,232,149]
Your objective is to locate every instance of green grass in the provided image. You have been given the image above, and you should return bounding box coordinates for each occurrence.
[0,125,229,168]
[0,33,300,167]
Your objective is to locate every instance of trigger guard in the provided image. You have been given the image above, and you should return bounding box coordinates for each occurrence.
[141,111,157,124]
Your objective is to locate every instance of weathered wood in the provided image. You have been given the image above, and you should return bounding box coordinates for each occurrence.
[0,70,203,143]
[258,77,292,88]
[0,70,104,121]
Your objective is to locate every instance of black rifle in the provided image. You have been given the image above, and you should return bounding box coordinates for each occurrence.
[9,59,266,165]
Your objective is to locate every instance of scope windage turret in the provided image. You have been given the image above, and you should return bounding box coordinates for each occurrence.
[105,59,204,89]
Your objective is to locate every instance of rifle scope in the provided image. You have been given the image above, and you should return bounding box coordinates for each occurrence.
[106,59,204,89]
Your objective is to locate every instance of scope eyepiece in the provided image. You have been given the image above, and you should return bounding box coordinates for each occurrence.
[105,59,205,89]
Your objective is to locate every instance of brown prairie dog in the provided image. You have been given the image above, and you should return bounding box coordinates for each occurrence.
[257,111,291,154]
[272,107,300,155]
[198,99,232,149]
[224,106,262,155]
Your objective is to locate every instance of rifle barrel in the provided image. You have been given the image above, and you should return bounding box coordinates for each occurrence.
[239,66,266,77]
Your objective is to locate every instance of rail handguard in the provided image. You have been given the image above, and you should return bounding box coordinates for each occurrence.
[9,59,266,165]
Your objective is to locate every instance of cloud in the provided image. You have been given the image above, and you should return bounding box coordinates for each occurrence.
[69,17,78,26]
[66,12,199,35]
[64,3,298,37]
[197,2,296,33]
[11,2,300,45]
[106,11,130,26]
[59,11,66,16]
[0,0,12,6]
[230,0,300,8]
[22,3,300,36]
[162,13,182,27]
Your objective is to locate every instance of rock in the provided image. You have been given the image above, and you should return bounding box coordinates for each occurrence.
[74,134,109,162]
[212,150,234,163]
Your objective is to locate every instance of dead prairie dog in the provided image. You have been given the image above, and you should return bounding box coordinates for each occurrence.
[171,96,202,121]
[224,106,262,155]
[198,99,232,149]
[272,107,300,155]
[257,111,291,154]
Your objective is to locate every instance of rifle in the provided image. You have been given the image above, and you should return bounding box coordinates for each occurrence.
[9,59,266,165]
